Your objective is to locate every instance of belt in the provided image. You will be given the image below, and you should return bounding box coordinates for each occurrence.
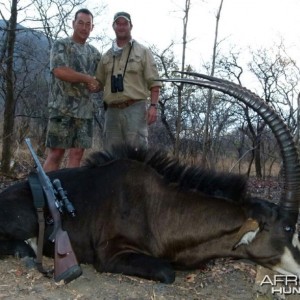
[107,99,139,109]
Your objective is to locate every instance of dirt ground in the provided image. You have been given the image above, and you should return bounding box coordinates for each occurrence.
[0,256,257,300]
[0,175,297,300]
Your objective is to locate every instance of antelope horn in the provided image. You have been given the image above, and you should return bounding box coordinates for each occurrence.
[158,73,300,221]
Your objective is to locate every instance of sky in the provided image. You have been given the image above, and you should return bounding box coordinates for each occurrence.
[2,0,299,74]
[87,0,300,70]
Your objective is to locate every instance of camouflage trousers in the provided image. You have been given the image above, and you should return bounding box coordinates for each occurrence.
[45,116,93,149]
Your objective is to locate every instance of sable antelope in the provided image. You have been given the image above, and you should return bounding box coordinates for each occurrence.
[1,73,300,283]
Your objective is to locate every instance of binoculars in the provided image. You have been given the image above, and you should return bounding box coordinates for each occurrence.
[111,74,124,93]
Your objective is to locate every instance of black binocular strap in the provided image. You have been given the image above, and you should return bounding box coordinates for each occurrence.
[111,41,133,78]
[28,171,52,277]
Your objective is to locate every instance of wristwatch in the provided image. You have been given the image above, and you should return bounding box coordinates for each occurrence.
[150,103,157,108]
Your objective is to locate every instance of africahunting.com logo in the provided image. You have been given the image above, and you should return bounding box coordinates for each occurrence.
[260,275,300,295]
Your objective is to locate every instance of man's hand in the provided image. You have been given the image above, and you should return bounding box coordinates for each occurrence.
[87,77,101,93]
[147,105,157,125]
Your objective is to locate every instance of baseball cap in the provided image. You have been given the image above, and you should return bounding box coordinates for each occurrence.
[113,12,131,24]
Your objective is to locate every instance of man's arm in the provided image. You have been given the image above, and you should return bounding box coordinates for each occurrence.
[53,66,100,92]
[147,86,160,125]
[150,86,160,105]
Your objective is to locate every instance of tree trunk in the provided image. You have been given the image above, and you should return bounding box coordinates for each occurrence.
[1,0,18,174]
[201,0,224,167]
[296,92,300,147]
[254,145,262,178]
[174,0,190,157]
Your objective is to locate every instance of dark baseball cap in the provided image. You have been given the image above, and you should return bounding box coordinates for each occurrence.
[113,12,131,23]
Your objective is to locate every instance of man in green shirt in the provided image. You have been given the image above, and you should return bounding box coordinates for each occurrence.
[44,8,101,171]
[95,11,161,151]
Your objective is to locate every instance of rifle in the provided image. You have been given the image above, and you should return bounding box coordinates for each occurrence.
[25,138,82,283]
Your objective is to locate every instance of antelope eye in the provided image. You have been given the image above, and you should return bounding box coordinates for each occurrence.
[284,225,294,233]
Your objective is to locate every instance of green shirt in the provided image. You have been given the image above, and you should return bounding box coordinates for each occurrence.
[95,40,161,105]
[48,37,101,119]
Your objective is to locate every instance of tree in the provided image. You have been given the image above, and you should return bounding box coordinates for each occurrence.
[201,0,224,168]
[173,0,191,157]
[248,46,299,177]
[150,44,177,148]
[1,0,18,174]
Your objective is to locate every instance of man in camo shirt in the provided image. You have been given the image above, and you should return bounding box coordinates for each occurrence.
[44,8,101,171]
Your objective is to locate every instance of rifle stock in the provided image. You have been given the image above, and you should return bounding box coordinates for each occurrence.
[25,138,82,283]
[54,228,82,283]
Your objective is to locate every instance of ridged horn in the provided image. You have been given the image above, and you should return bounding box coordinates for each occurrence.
[159,71,300,220]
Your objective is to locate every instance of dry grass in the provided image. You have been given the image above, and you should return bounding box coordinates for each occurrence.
[0,137,281,179]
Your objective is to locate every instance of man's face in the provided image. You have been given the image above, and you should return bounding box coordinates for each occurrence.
[113,17,132,40]
[72,13,94,44]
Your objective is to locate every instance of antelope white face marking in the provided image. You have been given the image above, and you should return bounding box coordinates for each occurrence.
[292,230,300,250]
[234,227,259,249]
[25,237,38,255]
[273,247,300,277]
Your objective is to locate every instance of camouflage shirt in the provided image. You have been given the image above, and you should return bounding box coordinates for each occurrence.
[48,37,101,119]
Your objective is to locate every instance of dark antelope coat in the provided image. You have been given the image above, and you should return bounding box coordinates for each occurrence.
[2,72,300,283]
[1,146,300,283]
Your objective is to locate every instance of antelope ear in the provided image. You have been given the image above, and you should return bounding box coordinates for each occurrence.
[233,218,260,250]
